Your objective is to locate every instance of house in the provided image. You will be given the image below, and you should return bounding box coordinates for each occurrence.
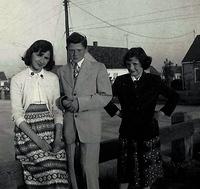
[88,42,160,82]
[182,35,200,90]
[88,42,128,82]
[0,72,7,87]
[0,72,9,99]
[146,66,161,76]
[87,42,128,69]
[161,64,182,80]
[171,65,182,80]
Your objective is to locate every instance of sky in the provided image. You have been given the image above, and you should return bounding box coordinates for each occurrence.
[0,0,200,78]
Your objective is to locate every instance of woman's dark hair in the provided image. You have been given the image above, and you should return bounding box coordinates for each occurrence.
[67,32,87,48]
[123,47,152,70]
[22,40,55,71]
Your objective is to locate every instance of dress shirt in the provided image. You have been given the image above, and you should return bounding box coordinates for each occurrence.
[131,73,142,82]
[10,68,63,126]
[71,58,84,69]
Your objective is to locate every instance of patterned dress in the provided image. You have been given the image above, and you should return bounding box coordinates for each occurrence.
[14,104,69,188]
[118,136,163,188]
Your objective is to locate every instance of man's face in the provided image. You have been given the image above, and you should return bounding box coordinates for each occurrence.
[126,57,143,78]
[68,43,86,63]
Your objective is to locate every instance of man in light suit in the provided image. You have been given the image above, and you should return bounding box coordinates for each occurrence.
[56,32,112,189]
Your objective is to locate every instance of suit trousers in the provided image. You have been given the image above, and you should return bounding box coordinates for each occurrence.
[67,142,100,189]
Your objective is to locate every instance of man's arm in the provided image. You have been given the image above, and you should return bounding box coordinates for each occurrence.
[78,63,112,112]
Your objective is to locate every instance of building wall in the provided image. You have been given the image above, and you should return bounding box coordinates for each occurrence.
[107,69,128,83]
[183,62,200,90]
[183,64,194,90]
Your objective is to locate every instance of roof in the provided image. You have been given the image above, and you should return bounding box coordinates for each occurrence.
[0,72,7,80]
[182,35,200,63]
[87,45,128,68]
[145,66,161,76]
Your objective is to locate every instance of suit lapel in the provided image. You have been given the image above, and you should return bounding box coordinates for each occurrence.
[74,59,91,90]
[62,63,74,89]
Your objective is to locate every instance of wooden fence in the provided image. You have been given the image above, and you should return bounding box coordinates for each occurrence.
[1,112,200,188]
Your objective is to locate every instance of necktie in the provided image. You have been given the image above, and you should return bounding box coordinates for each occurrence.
[73,63,80,78]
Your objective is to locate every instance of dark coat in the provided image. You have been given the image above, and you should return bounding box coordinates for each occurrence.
[105,72,179,140]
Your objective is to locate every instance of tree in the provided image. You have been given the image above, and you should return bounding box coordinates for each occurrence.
[162,58,175,87]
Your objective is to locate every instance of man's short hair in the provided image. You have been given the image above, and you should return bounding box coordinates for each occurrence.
[67,32,87,48]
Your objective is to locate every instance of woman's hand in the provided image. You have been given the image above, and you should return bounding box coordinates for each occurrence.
[52,138,65,153]
[38,139,52,152]
[52,123,64,153]
[19,121,52,152]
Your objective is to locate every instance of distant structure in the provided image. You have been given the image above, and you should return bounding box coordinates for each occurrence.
[171,65,182,80]
[0,72,7,87]
[182,35,200,90]
[88,42,160,82]
[88,41,128,69]
[0,71,8,99]
[146,66,161,76]
[88,42,128,82]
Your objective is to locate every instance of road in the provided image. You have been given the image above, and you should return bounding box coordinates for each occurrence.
[1,100,200,162]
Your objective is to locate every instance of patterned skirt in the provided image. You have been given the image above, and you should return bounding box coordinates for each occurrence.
[14,104,69,188]
[118,136,163,187]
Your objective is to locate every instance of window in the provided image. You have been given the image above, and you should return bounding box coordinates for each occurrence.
[194,68,200,83]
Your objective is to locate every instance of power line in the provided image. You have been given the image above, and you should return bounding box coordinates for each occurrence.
[0,3,61,35]
[71,3,200,29]
[84,32,193,46]
[14,9,64,39]
[106,3,200,22]
[72,0,110,6]
[70,1,194,40]
[73,12,200,30]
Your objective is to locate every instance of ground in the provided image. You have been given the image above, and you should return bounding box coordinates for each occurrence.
[1,99,200,162]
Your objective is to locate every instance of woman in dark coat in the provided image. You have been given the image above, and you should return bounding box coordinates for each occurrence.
[105,47,179,189]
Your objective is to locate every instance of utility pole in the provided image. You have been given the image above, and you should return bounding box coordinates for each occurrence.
[63,0,70,62]
[193,29,196,40]
[125,34,129,48]
[64,0,70,42]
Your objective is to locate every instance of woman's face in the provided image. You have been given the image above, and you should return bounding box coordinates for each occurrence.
[126,57,143,78]
[30,50,50,72]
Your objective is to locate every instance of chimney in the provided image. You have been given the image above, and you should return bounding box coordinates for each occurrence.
[93,41,98,47]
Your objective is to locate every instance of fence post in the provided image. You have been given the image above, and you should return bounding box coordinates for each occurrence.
[171,112,193,163]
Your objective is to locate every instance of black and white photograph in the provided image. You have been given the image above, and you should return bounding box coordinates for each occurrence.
[0,0,200,189]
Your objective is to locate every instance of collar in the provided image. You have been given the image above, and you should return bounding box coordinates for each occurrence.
[28,67,44,78]
[131,72,143,81]
[72,58,84,68]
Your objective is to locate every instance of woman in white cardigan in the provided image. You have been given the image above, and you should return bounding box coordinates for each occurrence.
[10,40,69,189]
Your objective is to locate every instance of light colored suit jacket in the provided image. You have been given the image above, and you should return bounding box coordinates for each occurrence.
[57,58,112,144]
